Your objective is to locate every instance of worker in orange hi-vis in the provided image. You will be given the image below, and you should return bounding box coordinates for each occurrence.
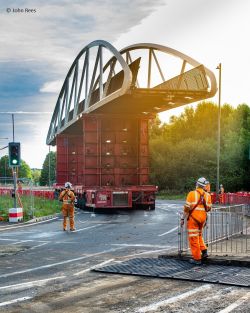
[204,181,211,193]
[219,184,225,204]
[59,182,76,231]
[181,177,212,265]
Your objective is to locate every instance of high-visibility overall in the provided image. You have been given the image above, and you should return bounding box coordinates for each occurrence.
[59,189,76,230]
[184,188,212,261]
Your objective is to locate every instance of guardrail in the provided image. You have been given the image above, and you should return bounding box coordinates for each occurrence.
[178,204,250,256]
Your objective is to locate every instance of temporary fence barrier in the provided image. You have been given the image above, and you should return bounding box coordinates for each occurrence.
[178,204,250,257]
[211,192,250,206]
[0,187,55,199]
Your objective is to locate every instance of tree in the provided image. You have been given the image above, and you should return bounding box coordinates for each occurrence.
[31,169,41,186]
[149,101,250,192]
[0,155,32,181]
[40,151,56,186]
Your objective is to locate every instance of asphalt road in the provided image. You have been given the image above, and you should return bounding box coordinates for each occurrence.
[0,200,249,313]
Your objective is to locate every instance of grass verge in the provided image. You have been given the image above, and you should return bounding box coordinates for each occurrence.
[156,191,186,200]
[0,195,61,221]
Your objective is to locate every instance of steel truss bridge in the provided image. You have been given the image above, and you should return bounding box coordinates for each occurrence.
[47,40,217,145]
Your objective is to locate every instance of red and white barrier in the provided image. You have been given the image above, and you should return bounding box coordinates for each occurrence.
[211,192,250,205]
[9,208,23,222]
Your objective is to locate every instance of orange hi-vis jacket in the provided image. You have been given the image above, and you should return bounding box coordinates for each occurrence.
[184,188,212,260]
[59,190,75,205]
[184,188,212,214]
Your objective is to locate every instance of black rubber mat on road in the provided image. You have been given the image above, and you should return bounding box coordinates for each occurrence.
[93,257,250,287]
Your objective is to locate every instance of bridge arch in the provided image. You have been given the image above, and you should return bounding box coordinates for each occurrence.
[47,40,217,145]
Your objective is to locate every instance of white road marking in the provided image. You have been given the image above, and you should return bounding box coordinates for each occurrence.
[158,205,183,211]
[158,203,178,207]
[158,226,179,237]
[75,219,88,224]
[157,207,170,212]
[74,224,102,232]
[111,244,173,248]
[29,242,49,250]
[0,276,65,290]
[10,239,36,245]
[137,284,212,312]
[217,292,250,313]
[74,259,114,276]
[0,217,59,232]
[0,296,33,307]
[122,246,177,259]
[0,248,123,279]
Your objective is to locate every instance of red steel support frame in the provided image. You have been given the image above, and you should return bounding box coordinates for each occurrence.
[55,113,156,210]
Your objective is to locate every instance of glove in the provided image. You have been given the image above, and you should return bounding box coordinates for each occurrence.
[180,218,185,227]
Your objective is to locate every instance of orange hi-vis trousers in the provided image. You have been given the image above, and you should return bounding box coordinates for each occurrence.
[187,209,207,260]
[62,205,75,230]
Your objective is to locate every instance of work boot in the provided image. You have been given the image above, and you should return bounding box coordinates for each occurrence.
[63,228,66,231]
[70,228,76,231]
[189,259,202,265]
[201,249,208,259]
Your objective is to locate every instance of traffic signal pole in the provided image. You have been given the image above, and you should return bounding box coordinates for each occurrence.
[8,141,21,208]
[12,113,16,208]
[13,167,17,208]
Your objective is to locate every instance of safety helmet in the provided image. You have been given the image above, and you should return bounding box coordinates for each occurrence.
[196,177,207,188]
[64,182,72,189]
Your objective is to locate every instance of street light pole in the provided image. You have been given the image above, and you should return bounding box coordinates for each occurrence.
[48,145,51,187]
[216,63,222,200]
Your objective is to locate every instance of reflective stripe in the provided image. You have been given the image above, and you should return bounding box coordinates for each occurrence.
[187,201,197,205]
[194,207,205,211]
[195,190,198,203]
[189,233,199,237]
[187,229,201,232]
[63,200,72,204]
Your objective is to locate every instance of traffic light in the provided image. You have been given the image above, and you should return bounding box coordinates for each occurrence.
[8,142,21,167]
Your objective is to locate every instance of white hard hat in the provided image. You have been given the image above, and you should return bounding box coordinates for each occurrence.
[196,177,207,188]
[64,182,72,189]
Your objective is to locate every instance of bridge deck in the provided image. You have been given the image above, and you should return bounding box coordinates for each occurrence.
[88,88,210,115]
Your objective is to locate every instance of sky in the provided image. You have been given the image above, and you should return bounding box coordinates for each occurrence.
[0,0,250,168]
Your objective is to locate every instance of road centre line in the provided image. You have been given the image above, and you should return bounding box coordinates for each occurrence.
[137,284,212,312]
[158,226,179,237]
[0,247,123,279]
[217,292,250,313]
[0,296,33,307]
[74,259,115,276]
[0,276,66,291]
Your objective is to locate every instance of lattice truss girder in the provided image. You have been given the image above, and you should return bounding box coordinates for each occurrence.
[47,40,217,145]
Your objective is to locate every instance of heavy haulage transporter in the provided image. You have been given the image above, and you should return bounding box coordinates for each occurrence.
[46,40,217,210]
